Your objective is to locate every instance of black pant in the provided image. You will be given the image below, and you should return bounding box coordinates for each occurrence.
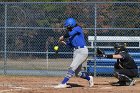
[114,63,138,78]
[114,69,138,78]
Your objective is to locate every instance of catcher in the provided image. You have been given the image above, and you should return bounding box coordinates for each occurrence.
[96,43,138,86]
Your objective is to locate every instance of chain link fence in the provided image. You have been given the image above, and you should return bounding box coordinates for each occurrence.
[0,2,140,76]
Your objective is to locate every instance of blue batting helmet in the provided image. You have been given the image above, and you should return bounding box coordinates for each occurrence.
[64,18,76,28]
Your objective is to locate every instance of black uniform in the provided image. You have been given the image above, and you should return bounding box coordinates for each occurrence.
[97,43,138,86]
[114,51,138,79]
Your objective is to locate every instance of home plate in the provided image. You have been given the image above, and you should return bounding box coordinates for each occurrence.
[45,85,71,88]
[100,87,112,89]
[43,85,56,88]
[43,84,58,88]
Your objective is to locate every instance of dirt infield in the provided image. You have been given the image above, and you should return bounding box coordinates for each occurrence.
[0,75,139,93]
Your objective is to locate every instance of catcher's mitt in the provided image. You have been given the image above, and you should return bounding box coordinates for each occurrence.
[96,48,105,57]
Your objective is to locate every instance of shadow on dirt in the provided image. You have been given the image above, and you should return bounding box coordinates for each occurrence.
[67,83,84,88]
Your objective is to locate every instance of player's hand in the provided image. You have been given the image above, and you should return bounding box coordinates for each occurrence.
[97,54,106,57]
[96,48,105,57]
[60,41,66,45]
[58,36,64,43]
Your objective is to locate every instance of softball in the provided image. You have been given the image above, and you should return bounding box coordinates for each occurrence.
[54,46,59,51]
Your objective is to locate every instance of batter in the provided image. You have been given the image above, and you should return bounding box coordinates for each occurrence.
[54,18,93,88]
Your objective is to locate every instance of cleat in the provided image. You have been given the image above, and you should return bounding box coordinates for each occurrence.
[54,83,70,88]
[128,80,136,86]
[89,76,94,87]
[110,81,126,86]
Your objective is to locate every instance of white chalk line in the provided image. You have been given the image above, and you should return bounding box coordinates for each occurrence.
[0,83,31,93]
[100,87,112,89]
[0,87,31,93]
[0,90,12,93]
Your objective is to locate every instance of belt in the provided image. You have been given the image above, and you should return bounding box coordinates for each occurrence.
[74,46,85,49]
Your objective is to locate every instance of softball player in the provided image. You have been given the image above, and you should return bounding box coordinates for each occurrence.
[97,43,138,86]
[54,18,93,88]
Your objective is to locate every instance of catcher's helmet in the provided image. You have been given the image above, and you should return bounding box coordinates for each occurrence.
[64,18,76,28]
[114,43,126,53]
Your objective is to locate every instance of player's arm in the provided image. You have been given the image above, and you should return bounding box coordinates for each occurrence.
[106,52,125,59]
[58,31,69,42]
[112,54,123,59]
[68,29,80,36]
[102,54,123,59]
[64,29,80,38]
[96,48,123,59]
[59,31,79,41]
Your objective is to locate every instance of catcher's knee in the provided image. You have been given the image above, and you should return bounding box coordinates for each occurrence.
[114,72,119,78]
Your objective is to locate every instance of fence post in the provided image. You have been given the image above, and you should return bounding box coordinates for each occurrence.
[94,3,97,77]
[4,3,7,75]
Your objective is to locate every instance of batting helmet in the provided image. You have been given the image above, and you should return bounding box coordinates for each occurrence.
[64,18,76,28]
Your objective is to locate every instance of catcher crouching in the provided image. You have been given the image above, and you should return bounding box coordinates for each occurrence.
[96,43,138,86]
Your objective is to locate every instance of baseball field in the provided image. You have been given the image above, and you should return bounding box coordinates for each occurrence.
[0,1,140,93]
[0,75,139,93]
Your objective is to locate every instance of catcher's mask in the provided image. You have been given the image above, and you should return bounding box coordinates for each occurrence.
[114,43,126,54]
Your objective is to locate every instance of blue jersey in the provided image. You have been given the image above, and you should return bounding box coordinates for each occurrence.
[66,26,86,48]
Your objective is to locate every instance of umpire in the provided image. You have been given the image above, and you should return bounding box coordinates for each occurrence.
[97,43,138,86]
